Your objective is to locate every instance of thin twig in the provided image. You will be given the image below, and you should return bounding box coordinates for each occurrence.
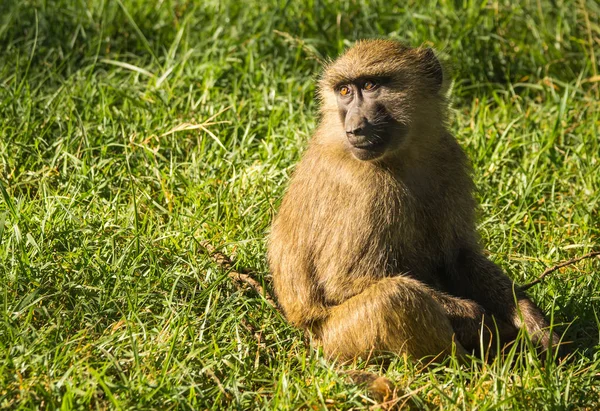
[204,367,230,399]
[521,251,600,291]
[200,241,277,307]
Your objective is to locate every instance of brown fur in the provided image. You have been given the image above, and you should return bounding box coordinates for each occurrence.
[268,40,559,362]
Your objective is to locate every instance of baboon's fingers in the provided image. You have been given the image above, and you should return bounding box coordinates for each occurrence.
[344,371,399,404]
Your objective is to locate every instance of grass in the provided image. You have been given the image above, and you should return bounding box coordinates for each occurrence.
[0,0,599,408]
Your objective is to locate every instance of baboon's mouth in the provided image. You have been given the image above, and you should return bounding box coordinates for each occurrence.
[352,140,386,150]
[349,140,387,161]
[348,131,389,150]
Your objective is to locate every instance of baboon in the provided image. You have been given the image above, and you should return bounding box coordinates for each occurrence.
[268,40,560,362]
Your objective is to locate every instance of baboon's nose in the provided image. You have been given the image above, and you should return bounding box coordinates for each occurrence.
[346,126,364,137]
[345,117,368,137]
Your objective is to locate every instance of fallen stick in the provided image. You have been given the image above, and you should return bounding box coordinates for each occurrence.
[200,241,277,307]
[521,250,600,291]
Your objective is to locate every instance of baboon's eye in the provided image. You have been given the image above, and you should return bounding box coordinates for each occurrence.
[363,80,377,91]
[339,85,351,96]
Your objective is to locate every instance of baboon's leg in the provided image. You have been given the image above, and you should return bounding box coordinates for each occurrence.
[315,276,467,361]
[450,248,561,352]
[427,289,519,352]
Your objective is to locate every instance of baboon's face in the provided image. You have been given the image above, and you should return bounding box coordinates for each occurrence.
[321,40,445,162]
[334,77,407,161]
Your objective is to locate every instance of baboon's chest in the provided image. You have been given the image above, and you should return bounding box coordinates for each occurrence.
[312,183,446,303]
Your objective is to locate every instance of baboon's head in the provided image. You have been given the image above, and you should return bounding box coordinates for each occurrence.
[320,40,449,161]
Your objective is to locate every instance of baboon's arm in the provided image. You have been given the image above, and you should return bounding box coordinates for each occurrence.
[271,260,328,329]
[426,288,518,352]
[315,276,467,361]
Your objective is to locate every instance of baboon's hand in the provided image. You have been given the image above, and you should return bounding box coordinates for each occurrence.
[450,299,517,353]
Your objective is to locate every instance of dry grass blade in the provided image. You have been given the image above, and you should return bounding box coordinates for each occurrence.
[273,30,325,64]
[161,106,232,150]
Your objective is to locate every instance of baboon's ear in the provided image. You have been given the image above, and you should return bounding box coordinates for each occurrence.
[421,48,451,95]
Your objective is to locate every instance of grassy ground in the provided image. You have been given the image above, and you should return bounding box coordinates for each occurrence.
[1,0,599,409]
